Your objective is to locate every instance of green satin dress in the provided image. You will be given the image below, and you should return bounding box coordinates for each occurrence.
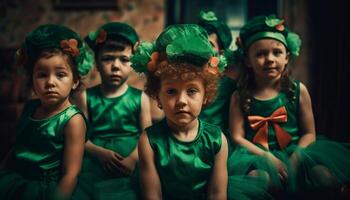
[80,85,142,199]
[228,81,350,196]
[146,119,222,200]
[199,76,237,135]
[0,99,88,200]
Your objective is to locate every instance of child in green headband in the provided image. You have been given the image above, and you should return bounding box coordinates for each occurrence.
[75,22,151,199]
[132,24,228,199]
[0,24,91,200]
[228,14,350,198]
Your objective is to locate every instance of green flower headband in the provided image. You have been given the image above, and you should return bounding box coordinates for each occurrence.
[233,14,301,62]
[16,24,93,76]
[131,24,227,75]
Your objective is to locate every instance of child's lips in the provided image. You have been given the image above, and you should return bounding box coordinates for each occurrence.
[110,75,121,81]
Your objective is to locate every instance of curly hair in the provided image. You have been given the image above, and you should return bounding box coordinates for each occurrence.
[237,57,296,114]
[145,59,220,106]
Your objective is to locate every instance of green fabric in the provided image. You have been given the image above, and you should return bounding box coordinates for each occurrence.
[22,24,93,76]
[236,14,301,58]
[199,76,237,134]
[244,81,301,149]
[198,11,233,50]
[87,22,139,48]
[156,24,214,65]
[86,85,142,157]
[131,24,227,74]
[146,119,222,200]
[0,99,88,200]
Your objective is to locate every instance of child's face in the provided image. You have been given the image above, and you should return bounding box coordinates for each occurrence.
[97,46,132,88]
[33,55,77,106]
[208,33,221,54]
[158,76,207,127]
[246,39,289,81]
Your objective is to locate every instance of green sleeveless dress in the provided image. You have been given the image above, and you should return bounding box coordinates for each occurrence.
[146,119,222,200]
[0,99,88,200]
[80,85,142,199]
[228,81,350,195]
[199,76,237,135]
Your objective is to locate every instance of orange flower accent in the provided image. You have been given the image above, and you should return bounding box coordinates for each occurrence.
[235,37,243,48]
[248,106,292,150]
[96,29,107,44]
[275,20,285,31]
[60,39,80,57]
[209,56,219,67]
[147,52,159,72]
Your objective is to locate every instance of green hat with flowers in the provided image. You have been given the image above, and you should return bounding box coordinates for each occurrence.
[86,22,139,50]
[198,11,233,50]
[236,14,301,57]
[16,24,93,76]
[131,24,227,74]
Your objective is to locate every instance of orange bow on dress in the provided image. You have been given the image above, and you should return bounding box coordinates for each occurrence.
[248,106,292,150]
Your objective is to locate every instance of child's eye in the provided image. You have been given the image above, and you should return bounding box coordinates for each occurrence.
[273,49,283,56]
[166,88,176,95]
[56,71,67,78]
[120,57,130,63]
[255,51,265,58]
[35,72,48,78]
[101,56,115,62]
[187,88,199,95]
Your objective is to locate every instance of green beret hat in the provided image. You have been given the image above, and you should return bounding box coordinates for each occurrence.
[198,11,233,50]
[131,24,227,74]
[86,22,139,50]
[19,24,93,76]
[237,14,301,56]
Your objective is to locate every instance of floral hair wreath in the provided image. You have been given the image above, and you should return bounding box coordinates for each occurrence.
[131,41,227,75]
[231,15,302,65]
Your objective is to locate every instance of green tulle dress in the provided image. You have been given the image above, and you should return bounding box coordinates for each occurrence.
[79,85,143,200]
[0,99,89,200]
[228,81,350,196]
[146,119,222,200]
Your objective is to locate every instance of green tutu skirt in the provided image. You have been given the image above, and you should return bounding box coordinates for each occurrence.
[228,138,350,197]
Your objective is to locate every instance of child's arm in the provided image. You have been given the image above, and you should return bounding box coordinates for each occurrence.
[140,92,152,130]
[207,133,228,200]
[56,114,86,199]
[230,92,267,156]
[138,132,162,200]
[297,83,316,147]
[229,92,287,179]
[70,90,88,119]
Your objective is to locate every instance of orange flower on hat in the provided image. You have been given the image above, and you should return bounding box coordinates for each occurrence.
[275,20,285,31]
[96,29,107,44]
[60,39,80,57]
[147,52,159,72]
[209,56,219,67]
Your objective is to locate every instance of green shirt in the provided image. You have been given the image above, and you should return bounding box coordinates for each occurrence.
[15,99,85,179]
[146,119,222,199]
[86,85,142,156]
[244,81,301,150]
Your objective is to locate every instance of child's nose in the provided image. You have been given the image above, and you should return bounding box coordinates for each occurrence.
[46,75,56,87]
[176,92,187,106]
[112,58,121,70]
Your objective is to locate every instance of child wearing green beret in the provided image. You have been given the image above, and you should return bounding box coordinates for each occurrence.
[75,22,152,199]
[132,24,228,199]
[228,14,350,198]
[197,11,238,138]
[0,24,93,200]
